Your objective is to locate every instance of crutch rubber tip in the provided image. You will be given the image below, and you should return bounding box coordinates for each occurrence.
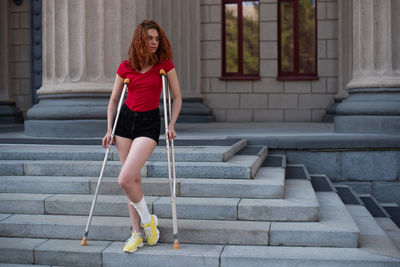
[124,78,130,84]
[173,240,180,249]
[81,237,87,246]
[160,69,166,76]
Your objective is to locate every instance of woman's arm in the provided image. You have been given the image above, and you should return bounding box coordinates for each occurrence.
[102,74,124,148]
[166,68,182,139]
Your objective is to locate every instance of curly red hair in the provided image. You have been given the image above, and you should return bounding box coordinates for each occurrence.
[128,20,173,71]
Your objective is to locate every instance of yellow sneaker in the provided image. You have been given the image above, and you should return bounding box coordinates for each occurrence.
[142,214,160,246]
[123,231,144,253]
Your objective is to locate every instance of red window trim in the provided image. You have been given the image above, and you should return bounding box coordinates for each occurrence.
[277,0,318,80]
[221,0,260,80]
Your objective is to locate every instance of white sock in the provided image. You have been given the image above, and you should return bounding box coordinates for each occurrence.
[131,197,152,225]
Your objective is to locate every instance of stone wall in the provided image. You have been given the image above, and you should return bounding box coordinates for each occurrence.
[9,0,31,117]
[271,149,400,206]
[200,0,338,122]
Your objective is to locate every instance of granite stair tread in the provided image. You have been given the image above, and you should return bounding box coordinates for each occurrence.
[179,166,285,198]
[0,153,267,179]
[0,190,359,248]
[0,172,285,198]
[1,236,399,267]
[0,179,317,222]
[0,140,246,162]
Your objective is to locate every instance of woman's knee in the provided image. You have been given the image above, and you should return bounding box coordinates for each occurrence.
[118,173,140,190]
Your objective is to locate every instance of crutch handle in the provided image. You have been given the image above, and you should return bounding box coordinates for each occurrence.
[160,69,167,76]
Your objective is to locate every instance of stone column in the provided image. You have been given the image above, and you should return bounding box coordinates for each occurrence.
[25,0,146,137]
[336,0,351,100]
[148,0,211,123]
[148,0,201,98]
[335,0,400,134]
[25,0,206,136]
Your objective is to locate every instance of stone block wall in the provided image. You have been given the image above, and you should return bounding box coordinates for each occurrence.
[271,149,400,206]
[9,0,31,117]
[200,0,338,122]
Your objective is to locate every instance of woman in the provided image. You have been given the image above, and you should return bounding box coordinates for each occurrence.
[102,20,182,253]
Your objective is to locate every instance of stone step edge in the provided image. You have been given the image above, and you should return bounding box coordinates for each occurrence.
[1,159,263,179]
[0,180,319,221]
[0,190,359,247]
[0,169,285,198]
[1,237,399,267]
[345,204,400,259]
[0,139,248,163]
[226,146,268,178]
[0,179,318,222]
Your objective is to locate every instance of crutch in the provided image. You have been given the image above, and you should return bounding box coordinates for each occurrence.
[81,78,130,246]
[160,69,179,249]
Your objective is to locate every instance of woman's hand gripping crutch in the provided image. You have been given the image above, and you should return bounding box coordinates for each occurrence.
[81,78,130,246]
[160,69,179,249]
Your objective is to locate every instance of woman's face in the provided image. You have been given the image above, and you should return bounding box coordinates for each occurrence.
[147,28,159,53]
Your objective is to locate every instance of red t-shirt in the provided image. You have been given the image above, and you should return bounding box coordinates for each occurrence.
[116,59,175,112]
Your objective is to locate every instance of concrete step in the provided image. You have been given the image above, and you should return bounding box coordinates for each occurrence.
[0,193,53,214]
[269,192,360,248]
[0,151,266,179]
[95,167,283,198]
[0,237,48,265]
[238,179,319,222]
[346,204,400,259]
[0,176,91,194]
[0,179,318,222]
[0,191,359,247]
[220,245,400,266]
[0,140,246,162]
[0,160,125,177]
[148,147,268,179]
[0,171,284,199]
[0,214,270,245]
[0,237,223,267]
[92,177,175,196]
[180,167,285,199]
[0,176,174,196]
[375,216,400,251]
[1,237,399,267]
[0,193,157,217]
[153,197,240,220]
[103,242,222,267]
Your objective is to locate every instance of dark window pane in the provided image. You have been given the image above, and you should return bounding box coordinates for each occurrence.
[280,2,294,73]
[243,1,259,75]
[298,0,316,74]
[225,4,238,73]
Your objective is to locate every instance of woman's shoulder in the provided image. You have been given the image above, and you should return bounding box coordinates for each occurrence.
[119,60,131,69]
[117,60,133,77]
[158,59,174,72]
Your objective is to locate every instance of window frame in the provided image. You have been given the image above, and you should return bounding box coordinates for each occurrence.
[277,0,318,81]
[221,0,260,80]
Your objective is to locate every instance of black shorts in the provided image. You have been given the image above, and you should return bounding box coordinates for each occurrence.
[114,104,161,144]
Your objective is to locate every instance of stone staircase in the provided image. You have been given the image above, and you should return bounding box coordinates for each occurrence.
[0,140,399,266]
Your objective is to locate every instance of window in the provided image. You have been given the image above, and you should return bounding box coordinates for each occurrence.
[222,0,260,80]
[278,0,318,80]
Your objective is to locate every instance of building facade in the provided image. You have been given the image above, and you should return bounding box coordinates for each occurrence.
[1,0,399,135]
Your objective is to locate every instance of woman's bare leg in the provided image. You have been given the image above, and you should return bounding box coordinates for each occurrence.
[116,136,157,231]
[115,136,140,231]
